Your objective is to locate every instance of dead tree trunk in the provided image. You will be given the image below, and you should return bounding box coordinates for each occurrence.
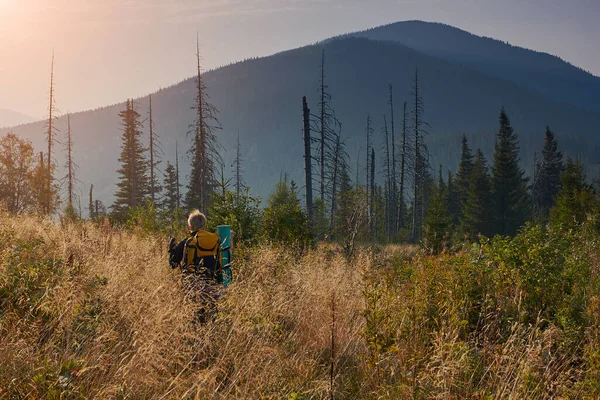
[399,101,407,232]
[370,148,375,235]
[329,126,342,230]
[303,96,314,223]
[389,85,397,234]
[65,114,74,207]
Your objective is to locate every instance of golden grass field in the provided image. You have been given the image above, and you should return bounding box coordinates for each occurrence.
[1,212,599,398]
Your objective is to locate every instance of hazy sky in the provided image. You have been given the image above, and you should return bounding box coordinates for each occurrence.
[1,0,599,118]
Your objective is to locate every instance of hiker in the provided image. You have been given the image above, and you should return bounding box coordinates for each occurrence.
[168,210,222,323]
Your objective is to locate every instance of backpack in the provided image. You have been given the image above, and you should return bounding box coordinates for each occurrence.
[183,230,223,282]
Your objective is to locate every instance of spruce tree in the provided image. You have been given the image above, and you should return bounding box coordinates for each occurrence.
[161,161,180,215]
[424,166,451,254]
[446,170,460,226]
[112,99,149,216]
[455,135,474,224]
[533,126,563,218]
[461,150,492,238]
[491,108,530,236]
[549,157,595,229]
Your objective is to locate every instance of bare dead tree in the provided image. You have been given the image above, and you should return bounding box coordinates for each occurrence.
[63,113,77,208]
[303,96,314,222]
[44,51,60,214]
[410,66,431,241]
[370,148,375,235]
[148,94,163,203]
[233,130,246,202]
[365,115,374,222]
[186,34,222,212]
[314,49,337,201]
[175,141,181,210]
[381,114,391,241]
[399,101,408,232]
[89,184,94,219]
[329,122,347,230]
[388,84,398,235]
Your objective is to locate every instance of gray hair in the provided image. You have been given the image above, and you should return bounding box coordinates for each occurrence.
[188,210,207,231]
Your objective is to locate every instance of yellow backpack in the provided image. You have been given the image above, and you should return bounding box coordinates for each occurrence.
[183,230,221,280]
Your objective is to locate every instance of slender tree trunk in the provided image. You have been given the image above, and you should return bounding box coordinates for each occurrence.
[175,141,180,210]
[411,69,420,242]
[389,85,397,234]
[303,96,314,223]
[320,50,326,198]
[89,184,94,219]
[330,129,341,230]
[235,131,242,200]
[149,94,156,203]
[365,115,372,222]
[370,148,375,235]
[46,52,56,214]
[399,101,407,232]
[383,115,391,241]
[66,114,73,207]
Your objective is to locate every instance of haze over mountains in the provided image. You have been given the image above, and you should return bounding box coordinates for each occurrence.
[0,109,35,129]
[3,21,600,209]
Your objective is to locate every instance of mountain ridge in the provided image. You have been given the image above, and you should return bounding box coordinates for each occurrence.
[2,24,600,209]
[345,20,600,112]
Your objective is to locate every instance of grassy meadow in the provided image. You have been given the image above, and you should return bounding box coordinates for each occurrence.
[1,211,599,399]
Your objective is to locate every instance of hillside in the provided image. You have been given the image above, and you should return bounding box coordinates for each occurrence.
[349,20,600,112]
[3,34,600,208]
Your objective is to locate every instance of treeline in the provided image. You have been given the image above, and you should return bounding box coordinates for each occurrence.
[0,46,596,250]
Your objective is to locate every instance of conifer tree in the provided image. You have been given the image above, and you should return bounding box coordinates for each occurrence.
[491,108,530,236]
[446,170,460,226]
[549,157,595,229]
[461,149,492,238]
[161,161,180,215]
[112,99,149,216]
[455,135,474,224]
[533,126,563,218]
[424,166,451,254]
[186,37,221,212]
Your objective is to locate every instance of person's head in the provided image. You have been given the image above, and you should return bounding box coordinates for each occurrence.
[188,210,207,232]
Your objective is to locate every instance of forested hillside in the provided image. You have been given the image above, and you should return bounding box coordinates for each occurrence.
[349,20,600,112]
[2,30,600,206]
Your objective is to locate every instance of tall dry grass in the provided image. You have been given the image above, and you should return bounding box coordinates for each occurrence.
[1,212,598,398]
